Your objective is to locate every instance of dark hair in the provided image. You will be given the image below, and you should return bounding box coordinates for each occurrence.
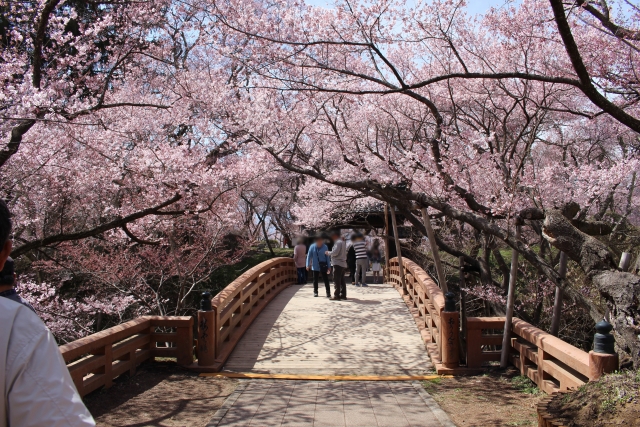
[0,257,14,285]
[0,199,11,247]
[330,230,341,237]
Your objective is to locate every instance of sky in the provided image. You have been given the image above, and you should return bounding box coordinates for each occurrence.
[305,0,514,15]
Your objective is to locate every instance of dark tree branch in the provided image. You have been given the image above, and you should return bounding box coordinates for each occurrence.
[122,224,161,245]
[12,194,182,257]
[549,0,640,132]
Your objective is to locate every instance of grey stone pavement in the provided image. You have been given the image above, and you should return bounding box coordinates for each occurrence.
[207,380,455,427]
[224,283,433,376]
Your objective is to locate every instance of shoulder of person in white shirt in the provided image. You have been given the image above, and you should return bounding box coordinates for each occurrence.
[1,298,96,427]
[0,199,95,427]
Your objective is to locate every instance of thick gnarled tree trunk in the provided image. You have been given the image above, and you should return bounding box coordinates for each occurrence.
[543,210,640,367]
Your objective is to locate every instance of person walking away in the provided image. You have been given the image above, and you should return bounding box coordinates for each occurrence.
[0,257,36,313]
[293,239,307,284]
[369,247,383,284]
[346,237,356,285]
[326,230,347,300]
[0,199,96,427]
[352,233,369,287]
[306,235,331,297]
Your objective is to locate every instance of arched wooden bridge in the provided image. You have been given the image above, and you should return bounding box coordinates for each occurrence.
[59,257,618,426]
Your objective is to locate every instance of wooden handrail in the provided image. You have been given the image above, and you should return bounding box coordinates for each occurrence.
[388,257,448,369]
[60,315,193,397]
[466,316,617,394]
[196,257,297,371]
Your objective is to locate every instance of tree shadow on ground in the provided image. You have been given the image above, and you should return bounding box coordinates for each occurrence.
[83,362,237,427]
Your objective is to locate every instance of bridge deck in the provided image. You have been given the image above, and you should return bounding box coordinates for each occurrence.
[223,283,433,375]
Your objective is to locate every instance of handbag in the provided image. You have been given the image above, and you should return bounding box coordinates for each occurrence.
[315,245,329,271]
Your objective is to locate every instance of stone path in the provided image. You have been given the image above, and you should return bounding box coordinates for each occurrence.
[207,380,455,427]
[223,283,433,375]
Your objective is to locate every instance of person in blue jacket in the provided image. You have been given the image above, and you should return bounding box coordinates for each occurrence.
[306,235,331,298]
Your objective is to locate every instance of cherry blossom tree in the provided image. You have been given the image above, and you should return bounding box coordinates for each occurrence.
[204,0,640,365]
[0,0,291,338]
[2,0,639,364]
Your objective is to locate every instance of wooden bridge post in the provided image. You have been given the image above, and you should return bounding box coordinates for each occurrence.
[389,205,408,295]
[440,292,460,369]
[197,292,217,367]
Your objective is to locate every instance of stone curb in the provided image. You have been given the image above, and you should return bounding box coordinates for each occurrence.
[411,381,457,427]
[205,380,249,427]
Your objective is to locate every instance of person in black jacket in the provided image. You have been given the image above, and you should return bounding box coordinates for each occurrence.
[346,235,357,285]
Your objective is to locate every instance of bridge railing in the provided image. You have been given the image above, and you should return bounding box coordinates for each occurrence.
[388,257,448,368]
[59,315,193,397]
[389,256,618,392]
[466,317,617,393]
[195,257,297,371]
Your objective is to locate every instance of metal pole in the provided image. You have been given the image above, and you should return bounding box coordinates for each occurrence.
[389,206,408,295]
[421,207,448,293]
[619,252,632,272]
[550,252,568,337]
[500,225,520,368]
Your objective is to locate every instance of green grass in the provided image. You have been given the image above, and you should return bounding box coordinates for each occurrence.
[422,377,442,393]
[596,370,640,412]
[510,375,541,395]
[206,247,293,294]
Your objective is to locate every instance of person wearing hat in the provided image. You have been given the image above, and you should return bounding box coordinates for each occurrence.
[0,257,35,313]
[306,235,331,297]
[326,230,347,300]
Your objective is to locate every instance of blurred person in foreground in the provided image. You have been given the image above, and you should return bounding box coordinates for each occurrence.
[0,199,95,427]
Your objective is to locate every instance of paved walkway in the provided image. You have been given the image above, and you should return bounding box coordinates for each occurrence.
[223,283,433,375]
[207,380,455,427]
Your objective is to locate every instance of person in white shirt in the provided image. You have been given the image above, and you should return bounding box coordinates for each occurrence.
[0,199,95,427]
[1,299,96,427]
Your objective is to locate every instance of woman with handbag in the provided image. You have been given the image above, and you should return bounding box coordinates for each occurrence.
[306,235,332,298]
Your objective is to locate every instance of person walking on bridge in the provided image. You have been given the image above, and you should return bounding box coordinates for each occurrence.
[326,230,347,300]
[352,233,369,287]
[306,235,331,298]
[293,238,307,284]
[346,237,356,286]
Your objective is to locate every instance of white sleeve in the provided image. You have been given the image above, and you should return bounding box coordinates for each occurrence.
[7,312,95,427]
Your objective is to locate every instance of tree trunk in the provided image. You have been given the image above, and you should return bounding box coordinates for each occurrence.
[543,209,640,367]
